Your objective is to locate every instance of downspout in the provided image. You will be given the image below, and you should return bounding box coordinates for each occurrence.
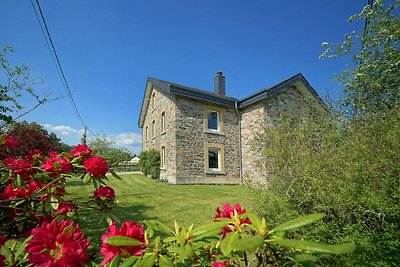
[234,101,243,185]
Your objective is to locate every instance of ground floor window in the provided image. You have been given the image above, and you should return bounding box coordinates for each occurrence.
[205,144,224,173]
[161,146,166,168]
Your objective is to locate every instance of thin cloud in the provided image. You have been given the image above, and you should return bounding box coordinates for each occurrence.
[42,123,84,137]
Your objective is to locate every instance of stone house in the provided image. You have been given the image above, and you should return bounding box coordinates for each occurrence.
[138,72,324,184]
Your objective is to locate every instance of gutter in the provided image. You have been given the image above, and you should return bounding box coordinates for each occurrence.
[234,101,243,185]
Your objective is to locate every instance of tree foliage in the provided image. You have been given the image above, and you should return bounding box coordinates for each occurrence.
[0,46,34,125]
[0,121,61,159]
[139,150,160,179]
[89,135,132,165]
[256,1,400,265]
[321,0,400,114]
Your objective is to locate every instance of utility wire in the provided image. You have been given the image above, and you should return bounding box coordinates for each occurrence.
[30,0,95,136]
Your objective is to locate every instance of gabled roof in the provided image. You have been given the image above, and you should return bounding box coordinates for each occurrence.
[138,73,325,128]
[138,77,238,128]
[238,73,325,108]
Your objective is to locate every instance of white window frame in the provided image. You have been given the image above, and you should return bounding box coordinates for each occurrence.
[152,120,155,138]
[161,146,166,168]
[161,111,166,133]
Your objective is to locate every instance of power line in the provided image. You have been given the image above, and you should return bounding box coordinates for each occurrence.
[30,0,95,136]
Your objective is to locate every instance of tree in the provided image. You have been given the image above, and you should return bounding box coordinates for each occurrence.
[0,46,55,127]
[81,127,87,144]
[0,121,61,158]
[89,135,132,164]
[321,0,400,114]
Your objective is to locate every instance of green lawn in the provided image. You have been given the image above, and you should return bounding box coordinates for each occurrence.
[66,173,260,245]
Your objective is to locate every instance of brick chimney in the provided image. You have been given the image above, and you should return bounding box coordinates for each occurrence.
[214,71,225,96]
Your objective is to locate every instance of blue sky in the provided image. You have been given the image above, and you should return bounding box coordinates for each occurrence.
[1,1,367,154]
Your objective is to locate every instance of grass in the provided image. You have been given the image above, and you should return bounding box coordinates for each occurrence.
[66,173,261,245]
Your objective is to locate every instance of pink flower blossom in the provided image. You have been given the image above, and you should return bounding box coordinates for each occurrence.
[0,182,40,200]
[211,260,231,267]
[215,204,251,237]
[5,135,18,147]
[57,202,78,215]
[100,221,146,265]
[84,156,108,177]
[41,156,72,176]
[69,144,92,158]
[24,149,43,163]
[3,157,36,180]
[93,186,116,200]
[27,220,89,267]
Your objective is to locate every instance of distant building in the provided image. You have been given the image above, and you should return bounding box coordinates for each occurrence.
[130,156,140,165]
[138,72,324,184]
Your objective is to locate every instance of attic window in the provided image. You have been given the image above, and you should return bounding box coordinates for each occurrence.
[151,92,155,111]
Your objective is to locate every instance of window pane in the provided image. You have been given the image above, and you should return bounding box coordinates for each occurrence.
[208,111,219,130]
[208,148,219,169]
[161,112,165,132]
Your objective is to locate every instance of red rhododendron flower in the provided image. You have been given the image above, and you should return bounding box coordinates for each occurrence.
[5,135,18,147]
[211,260,231,267]
[84,156,108,177]
[24,149,43,163]
[27,220,89,267]
[93,186,116,200]
[3,157,36,180]
[215,204,251,237]
[69,144,92,158]
[0,181,40,200]
[41,156,72,175]
[57,202,78,215]
[100,221,146,265]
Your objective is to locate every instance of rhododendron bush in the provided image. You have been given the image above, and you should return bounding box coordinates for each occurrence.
[0,134,355,266]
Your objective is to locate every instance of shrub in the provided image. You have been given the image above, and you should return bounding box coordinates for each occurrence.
[256,107,400,266]
[139,149,160,179]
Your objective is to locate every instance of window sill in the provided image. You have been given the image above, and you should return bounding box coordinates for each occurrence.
[160,167,167,171]
[152,137,156,140]
[160,131,166,135]
[206,170,225,175]
[204,130,224,136]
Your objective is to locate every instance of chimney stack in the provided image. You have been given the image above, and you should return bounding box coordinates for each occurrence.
[214,71,225,96]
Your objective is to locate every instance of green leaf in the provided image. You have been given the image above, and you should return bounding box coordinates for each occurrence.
[291,253,317,263]
[191,221,228,237]
[104,236,142,246]
[0,244,12,257]
[220,232,239,256]
[231,236,264,252]
[134,253,156,267]
[83,172,91,183]
[14,236,33,259]
[159,255,174,267]
[110,170,122,180]
[180,244,195,259]
[246,211,261,228]
[271,239,356,254]
[120,256,138,267]
[271,213,325,233]
[109,255,121,267]
[92,178,100,189]
[145,220,174,235]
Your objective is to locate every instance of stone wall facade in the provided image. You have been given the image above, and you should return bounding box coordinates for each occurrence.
[142,87,177,183]
[141,84,315,185]
[175,96,240,184]
[240,102,266,185]
[240,86,312,186]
